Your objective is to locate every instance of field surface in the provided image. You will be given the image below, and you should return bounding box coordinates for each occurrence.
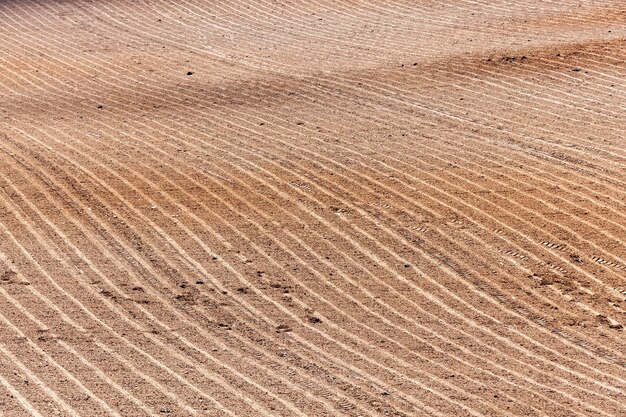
[0,1,625,416]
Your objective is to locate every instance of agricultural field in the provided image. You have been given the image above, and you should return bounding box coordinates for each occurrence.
[0,1,625,416]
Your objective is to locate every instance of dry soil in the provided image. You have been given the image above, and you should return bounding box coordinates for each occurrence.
[0,1,625,416]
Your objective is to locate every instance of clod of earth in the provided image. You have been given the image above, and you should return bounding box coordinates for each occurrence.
[276,324,292,333]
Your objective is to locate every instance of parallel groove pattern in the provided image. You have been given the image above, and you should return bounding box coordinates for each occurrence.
[0,1,624,416]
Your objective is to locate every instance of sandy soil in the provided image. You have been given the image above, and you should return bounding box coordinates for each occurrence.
[0,1,625,416]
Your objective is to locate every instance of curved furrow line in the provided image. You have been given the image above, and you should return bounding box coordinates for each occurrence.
[469,54,626,115]
[1,36,620,394]
[157,111,626,380]
[586,51,626,72]
[545,54,626,83]
[288,63,621,223]
[86,70,624,360]
[0,54,420,412]
[0,30,588,402]
[0,295,125,417]
[264,81,626,342]
[314,74,626,260]
[8,0,624,176]
[141,109,624,382]
[2,41,620,396]
[42,0,620,190]
[45,123,616,416]
[8,0,620,80]
[148,0,405,62]
[67,106,624,404]
[1,1,624,415]
[84,111,624,410]
[174,0,626,101]
[268,84,626,282]
[2,6,620,334]
[381,0,626,29]
[511,52,625,97]
[63,119,576,412]
[38,0,495,79]
[6,22,624,318]
[0,367,46,417]
[0,58,576,412]
[307,1,623,74]
[0,344,79,417]
[183,0,621,63]
[0,109,454,416]
[0,122,428,414]
[425,62,626,141]
[109,0,624,165]
[202,63,620,266]
[59,141,520,416]
[93,343,200,417]
[0,154,604,414]
[13,0,608,348]
[4,5,624,410]
[4,119,492,408]
[133,61,626,342]
[282,79,626,255]
[0,200,245,416]
[123,0,479,63]
[405,66,626,156]
[298,86,619,288]
[0,148,316,415]
[377,138,626,304]
[146,0,624,106]
[329,72,626,181]
[0,137,348,416]
[57,341,155,417]
[0,58,442,412]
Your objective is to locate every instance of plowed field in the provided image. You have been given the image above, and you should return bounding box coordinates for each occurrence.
[0,1,625,416]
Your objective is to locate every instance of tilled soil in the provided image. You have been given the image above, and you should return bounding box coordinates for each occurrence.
[0,1,625,416]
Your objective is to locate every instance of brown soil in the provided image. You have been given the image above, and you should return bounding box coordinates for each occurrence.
[0,1,625,416]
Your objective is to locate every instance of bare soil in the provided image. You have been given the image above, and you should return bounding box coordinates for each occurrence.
[0,1,625,416]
